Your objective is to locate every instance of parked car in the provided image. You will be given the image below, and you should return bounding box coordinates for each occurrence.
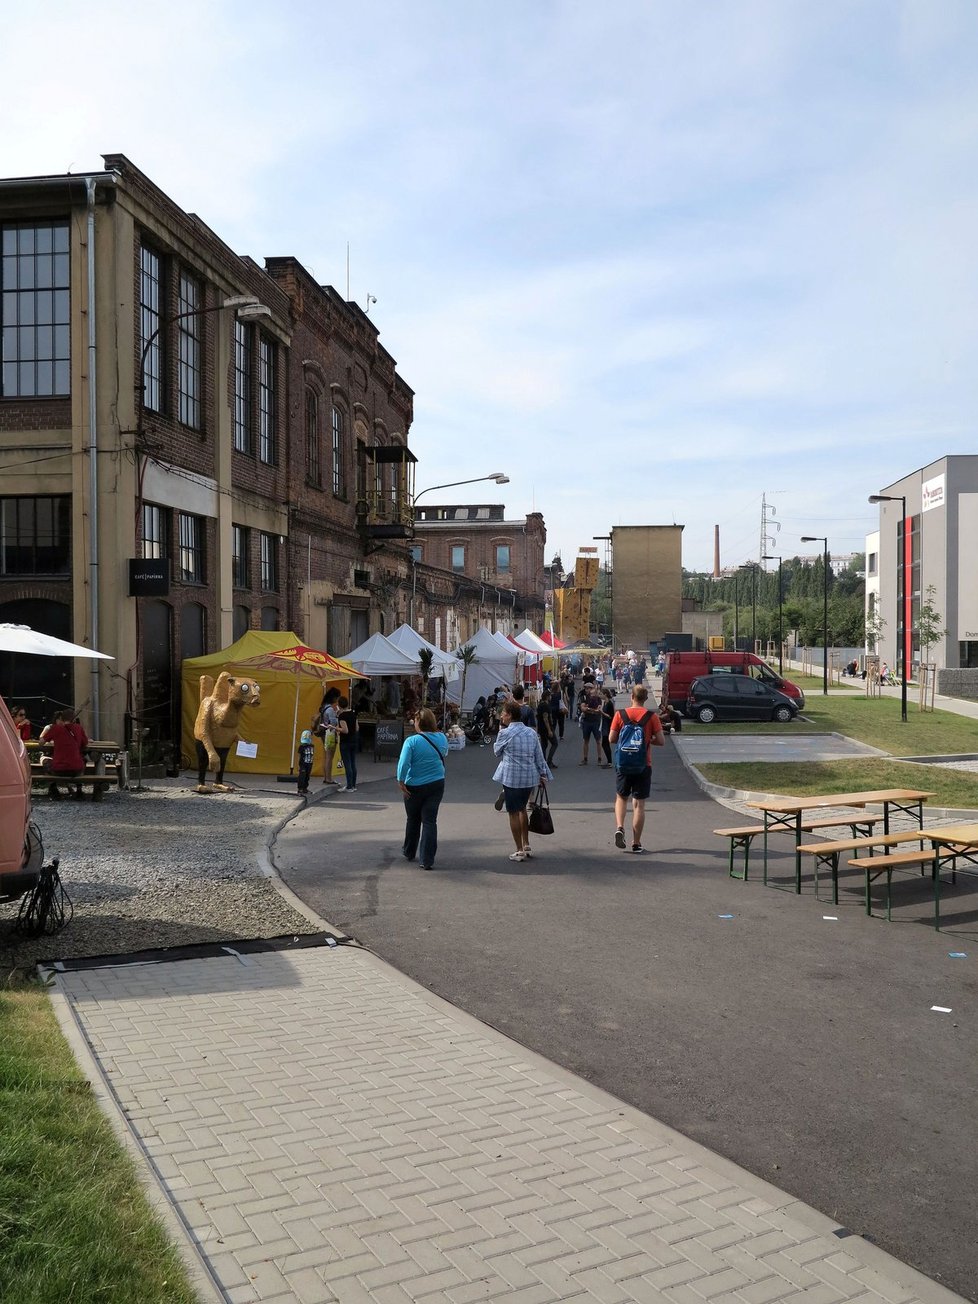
[686,673,799,724]
[663,651,805,712]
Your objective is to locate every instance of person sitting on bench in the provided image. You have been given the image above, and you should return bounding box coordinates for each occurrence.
[40,710,89,799]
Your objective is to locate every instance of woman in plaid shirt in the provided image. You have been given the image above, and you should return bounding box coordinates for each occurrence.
[492,699,553,862]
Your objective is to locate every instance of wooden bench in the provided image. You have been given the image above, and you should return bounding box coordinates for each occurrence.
[798,830,968,910]
[715,815,881,881]
[847,850,944,929]
[39,774,118,803]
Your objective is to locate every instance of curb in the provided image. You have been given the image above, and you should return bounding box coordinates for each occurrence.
[43,974,227,1304]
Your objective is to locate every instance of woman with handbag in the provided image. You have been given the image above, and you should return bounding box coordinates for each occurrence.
[492,699,553,863]
[396,708,449,871]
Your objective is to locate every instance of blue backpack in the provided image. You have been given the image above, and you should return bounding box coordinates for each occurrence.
[615,710,652,773]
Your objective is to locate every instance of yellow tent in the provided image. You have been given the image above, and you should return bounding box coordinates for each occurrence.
[180,630,355,776]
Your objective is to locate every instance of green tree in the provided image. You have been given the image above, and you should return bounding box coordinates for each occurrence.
[915,585,947,665]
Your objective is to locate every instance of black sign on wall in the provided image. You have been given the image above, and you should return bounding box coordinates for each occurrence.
[129,558,170,597]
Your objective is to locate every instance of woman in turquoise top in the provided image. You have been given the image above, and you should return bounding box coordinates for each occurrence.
[396,708,448,871]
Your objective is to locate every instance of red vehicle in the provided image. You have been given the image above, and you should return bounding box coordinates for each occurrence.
[662,651,805,714]
[0,695,41,902]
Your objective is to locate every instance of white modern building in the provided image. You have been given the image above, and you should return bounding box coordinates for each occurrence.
[866,455,978,693]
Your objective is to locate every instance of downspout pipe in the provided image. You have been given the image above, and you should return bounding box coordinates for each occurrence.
[84,174,117,733]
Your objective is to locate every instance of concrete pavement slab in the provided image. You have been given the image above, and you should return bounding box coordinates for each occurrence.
[54,944,965,1304]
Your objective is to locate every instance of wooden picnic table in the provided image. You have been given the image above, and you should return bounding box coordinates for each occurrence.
[797,821,978,928]
[746,788,936,893]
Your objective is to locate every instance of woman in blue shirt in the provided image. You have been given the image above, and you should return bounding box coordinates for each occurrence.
[396,708,448,871]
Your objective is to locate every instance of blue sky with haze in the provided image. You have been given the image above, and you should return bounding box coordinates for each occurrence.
[6,1,977,572]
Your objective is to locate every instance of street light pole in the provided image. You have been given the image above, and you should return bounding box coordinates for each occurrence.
[868,494,908,722]
[801,535,829,696]
[762,555,783,673]
[409,472,510,626]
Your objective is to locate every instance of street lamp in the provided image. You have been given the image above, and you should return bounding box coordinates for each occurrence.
[740,562,759,652]
[801,535,829,697]
[868,494,908,722]
[762,555,783,673]
[410,473,510,625]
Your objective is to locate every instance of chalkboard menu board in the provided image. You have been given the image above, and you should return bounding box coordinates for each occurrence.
[374,719,404,761]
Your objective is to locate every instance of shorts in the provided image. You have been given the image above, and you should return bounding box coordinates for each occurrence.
[580,721,601,741]
[615,767,652,800]
[504,785,533,813]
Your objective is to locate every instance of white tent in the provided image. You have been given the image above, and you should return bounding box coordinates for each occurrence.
[388,624,459,681]
[447,627,517,710]
[512,628,551,655]
[343,632,419,677]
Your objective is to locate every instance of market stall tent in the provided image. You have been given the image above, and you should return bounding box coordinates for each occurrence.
[446,627,518,710]
[344,632,419,677]
[387,624,459,681]
[181,630,353,776]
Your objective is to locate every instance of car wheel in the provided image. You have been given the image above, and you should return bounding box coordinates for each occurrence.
[696,704,717,724]
[773,705,793,723]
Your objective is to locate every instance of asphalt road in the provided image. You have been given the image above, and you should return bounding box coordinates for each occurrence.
[276,729,978,1300]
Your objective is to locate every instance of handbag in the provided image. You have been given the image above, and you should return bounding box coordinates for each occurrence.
[527,784,554,836]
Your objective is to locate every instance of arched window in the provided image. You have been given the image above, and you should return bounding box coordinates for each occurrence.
[180,602,206,660]
[233,605,250,641]
[331,404,347,498]
[306,390,321,486]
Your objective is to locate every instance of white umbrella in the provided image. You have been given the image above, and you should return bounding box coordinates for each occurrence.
[0,623,113,659]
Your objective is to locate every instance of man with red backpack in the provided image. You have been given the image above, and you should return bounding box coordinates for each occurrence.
[608,685,664,853]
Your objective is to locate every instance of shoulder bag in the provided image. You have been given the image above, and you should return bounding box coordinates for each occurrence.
[527,784,554,836]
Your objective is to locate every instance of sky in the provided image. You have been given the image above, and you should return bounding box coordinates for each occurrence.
[4,0,978,573]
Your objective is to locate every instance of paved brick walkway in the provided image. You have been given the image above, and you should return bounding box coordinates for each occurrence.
[54,946,963,1304]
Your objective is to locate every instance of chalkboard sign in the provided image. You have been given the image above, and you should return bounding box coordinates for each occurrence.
[374,719,404,761]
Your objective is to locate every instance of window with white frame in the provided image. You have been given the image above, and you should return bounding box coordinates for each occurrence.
[177,512,204,584]
[233,319,252,453]
[258,336,276,464]
[142,503,169,560]
[232,523,250,588]
[1,223,71,398]
[331,405,346,497]
[177,270,201,428]
[260,531,278,591]
[139,244,162,411]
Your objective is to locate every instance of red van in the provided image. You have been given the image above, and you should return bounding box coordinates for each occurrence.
[662,651,805,714]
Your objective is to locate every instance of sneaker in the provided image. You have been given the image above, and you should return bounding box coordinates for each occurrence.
[615,827,627,850]
[345,786,357,791]
[509,849,527,862]
[420,863,434,871]
[494,791,506,811]
[522,845,532,858]
[632,844,646,854]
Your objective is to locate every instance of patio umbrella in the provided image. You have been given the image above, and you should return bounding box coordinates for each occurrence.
[0,623,113,659]
[231,643,364,774]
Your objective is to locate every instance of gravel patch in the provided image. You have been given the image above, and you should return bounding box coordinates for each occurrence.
[0,778,321,976]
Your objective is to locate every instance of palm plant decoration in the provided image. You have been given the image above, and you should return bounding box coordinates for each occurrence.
[418,647,434,707]
[457,643,477,722]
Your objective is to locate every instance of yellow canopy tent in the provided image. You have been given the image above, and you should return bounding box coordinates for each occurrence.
[180,630,356,776]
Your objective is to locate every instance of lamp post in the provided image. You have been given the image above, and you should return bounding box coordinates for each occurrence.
[801,535,829,696]
[733,571,739,651]
[409,473,509,626]
[740,562,759,652]
[762,555,783,673]
[868,494,908,723]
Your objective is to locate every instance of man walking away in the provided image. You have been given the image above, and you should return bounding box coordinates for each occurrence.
[609,685,664,853]
[578,684,603,765]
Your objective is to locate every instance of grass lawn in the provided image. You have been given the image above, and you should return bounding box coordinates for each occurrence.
[0,984,199,1304]
[697,756,978,807]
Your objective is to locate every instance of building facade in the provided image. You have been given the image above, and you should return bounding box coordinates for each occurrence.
[0,156,492,756]
[610,525,683,653]
[866,455,978,686]
[411,504,547,642]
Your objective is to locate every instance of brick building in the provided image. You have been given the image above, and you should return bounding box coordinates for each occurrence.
[0,155,493,757]
[411,504,547,640]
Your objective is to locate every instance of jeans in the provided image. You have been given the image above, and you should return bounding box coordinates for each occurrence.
[297,759,312,793]
[402,779,445,867]
[339,738,358,788]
